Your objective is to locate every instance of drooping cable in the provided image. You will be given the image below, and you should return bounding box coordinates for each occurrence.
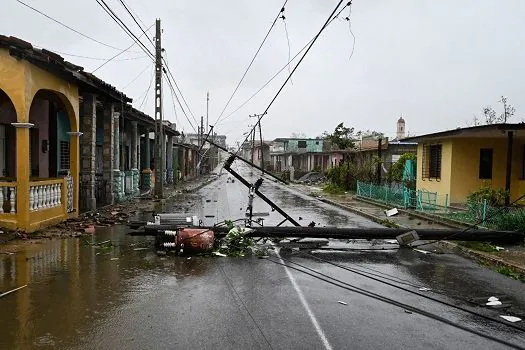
[122,62,153,89]
[164,75,198,133]
[15,0,140,52]
[264,256,525,350]
[234,0,349,155]
[214,1,289,126]
[118,0,155,49]
[296,250,525,332]
[344,4,356,60]
[92,23,154,73]
[95,0,155,61]
[138,66,155,109]
[162,54,199,127]
[280,10,293,85]
[216,1,351,127]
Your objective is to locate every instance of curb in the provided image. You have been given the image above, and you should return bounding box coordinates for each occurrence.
[355,196,466,229]
[438,241,525,276]
[317,197,408,229]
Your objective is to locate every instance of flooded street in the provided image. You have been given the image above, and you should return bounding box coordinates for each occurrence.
[1,164,525,349]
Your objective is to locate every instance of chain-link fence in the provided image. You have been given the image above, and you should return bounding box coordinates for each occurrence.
[356,181,448,212]
[356,181,525,231]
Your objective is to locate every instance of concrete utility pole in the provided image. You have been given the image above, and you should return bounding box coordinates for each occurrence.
[154,18,164,198]
[376,137,382,185]
[206,91,209,134]
[200,116,204,175]
[258,121,264,170]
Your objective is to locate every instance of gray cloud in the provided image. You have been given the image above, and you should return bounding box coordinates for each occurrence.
[2,0,524,145]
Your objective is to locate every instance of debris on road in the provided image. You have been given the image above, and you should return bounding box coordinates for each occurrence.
[419,287,432,292]
[385,208,399,217]
[338,301,348,305]
[413,249,431,255]
[110,257,119,261]
[486,300,503,306]
[500,315,522,323]
[212,251,227,257]
[0,284,27,298]
[133,247,149,251]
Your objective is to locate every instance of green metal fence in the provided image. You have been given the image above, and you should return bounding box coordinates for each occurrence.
[356,181,446,212]
[356,181,525,231]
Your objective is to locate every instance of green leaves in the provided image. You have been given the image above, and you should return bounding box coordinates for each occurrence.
[324,122,356,150]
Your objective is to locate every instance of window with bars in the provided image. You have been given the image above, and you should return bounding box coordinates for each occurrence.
[60,141,70,170]
[479,148,493,179]
[422,144,442,179]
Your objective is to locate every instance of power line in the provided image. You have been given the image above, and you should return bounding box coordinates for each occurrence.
[216,2,351,127]
[162,57,199,127]
[118,0,155,49]
[264,256,525,350]
[235,0,349,154]
[95,0,155,61]
[296,250,525,333]
[164,75,198,133]
[32,46,147,61]
[92,23,155,73]
[214,0,289,126]
[138,66,155,109]
[15,0,140,53]
[122,62,152,89]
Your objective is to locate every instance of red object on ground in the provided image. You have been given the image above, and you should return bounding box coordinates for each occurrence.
[176,228,215,254]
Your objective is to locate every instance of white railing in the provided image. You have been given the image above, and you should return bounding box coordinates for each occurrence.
[29,180,63,211]
[0,183,17,214]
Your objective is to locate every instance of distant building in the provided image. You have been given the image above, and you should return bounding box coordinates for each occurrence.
[397,116,406,139]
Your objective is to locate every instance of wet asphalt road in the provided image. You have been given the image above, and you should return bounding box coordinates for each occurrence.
[1,163,525,349]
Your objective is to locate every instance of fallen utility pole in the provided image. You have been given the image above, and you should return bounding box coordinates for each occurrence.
[128,225,523,243]
[224,155,300,226]
[203,137,287,185]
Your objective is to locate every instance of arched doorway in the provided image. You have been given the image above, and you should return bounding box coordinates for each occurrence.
[29,90,74,179]
[0,89,17,178]
[28,89,78,214]
[0,89,17,213]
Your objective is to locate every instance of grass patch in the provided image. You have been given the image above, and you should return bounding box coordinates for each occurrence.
[460,241,498,253]
[323,183,346,195]
[495,266,525,281]
[376,218,399,228]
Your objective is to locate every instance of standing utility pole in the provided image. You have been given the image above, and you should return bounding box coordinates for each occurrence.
[200,116,204,175]
[206,91,210,134]
[376,137,382,185]
[154,18,164,198]
[258,121,264,170]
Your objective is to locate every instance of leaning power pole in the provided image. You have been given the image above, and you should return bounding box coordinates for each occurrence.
[154,18,164,198]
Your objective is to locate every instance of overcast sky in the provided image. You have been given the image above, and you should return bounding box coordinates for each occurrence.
[2,0,525,145]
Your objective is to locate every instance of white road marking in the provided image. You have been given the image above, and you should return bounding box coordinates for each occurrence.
[276,250,333,350]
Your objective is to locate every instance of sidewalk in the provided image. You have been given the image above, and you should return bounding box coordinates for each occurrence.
[292,183,525,278]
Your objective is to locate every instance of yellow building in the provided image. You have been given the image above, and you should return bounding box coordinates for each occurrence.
[0,35,137,232]
[404,124,525,206]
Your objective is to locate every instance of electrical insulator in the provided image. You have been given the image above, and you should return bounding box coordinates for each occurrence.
[164,230,177,236]
[163,242,177,248]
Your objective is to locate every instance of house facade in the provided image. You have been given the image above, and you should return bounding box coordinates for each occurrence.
[404,124,525,206]
[269,138,334,173]
[0,35,182,232]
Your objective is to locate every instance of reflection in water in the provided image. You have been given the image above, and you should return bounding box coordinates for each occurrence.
[0,226,212,350]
